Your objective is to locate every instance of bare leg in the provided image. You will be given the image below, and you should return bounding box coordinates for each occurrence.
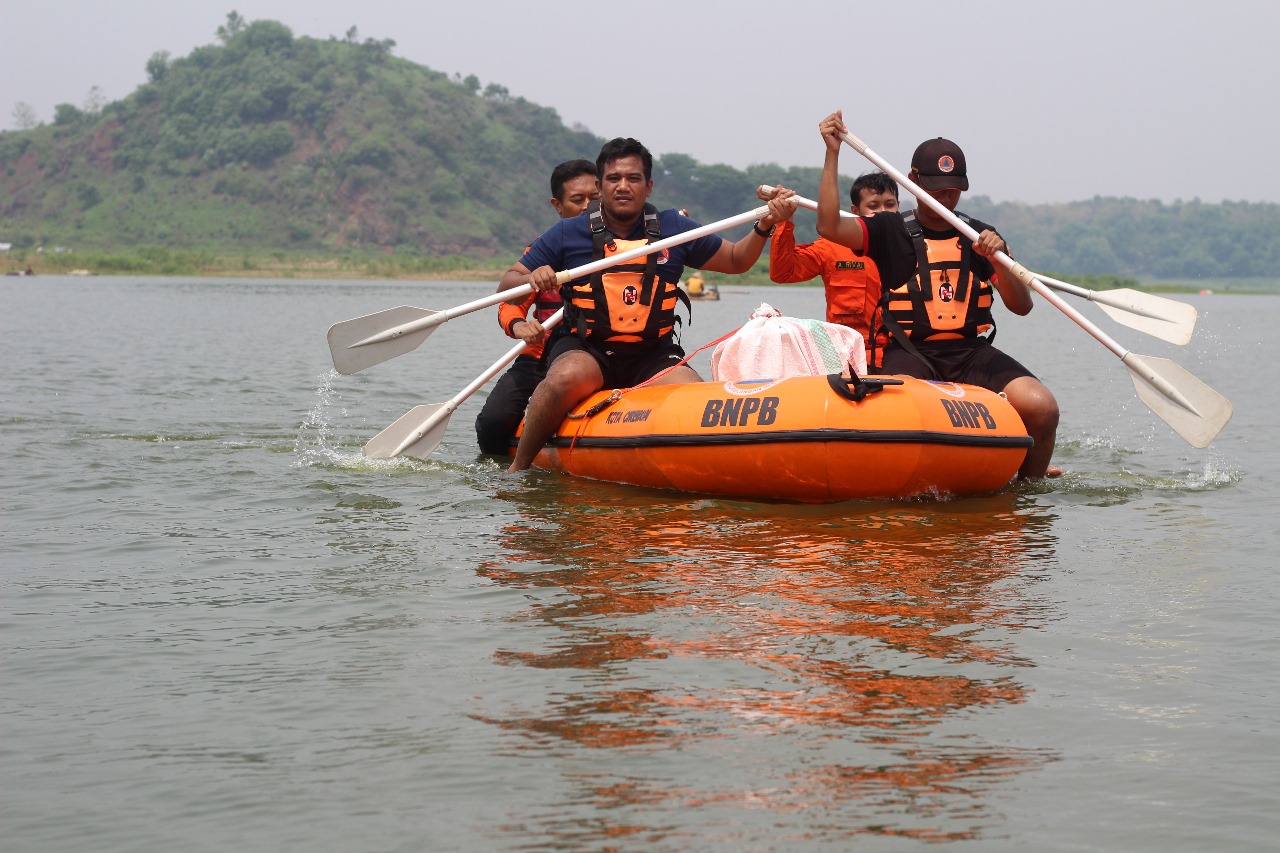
[508,351,603,471]
[647,364,702,385]
[1002,376,1060,480]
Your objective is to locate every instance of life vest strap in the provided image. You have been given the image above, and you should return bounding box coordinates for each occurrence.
[878,307,938,379]
[890,209,993,344]
[638,207,661,307]
[581,201,662,340]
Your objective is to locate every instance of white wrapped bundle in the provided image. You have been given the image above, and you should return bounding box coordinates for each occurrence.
[711,303,867,382]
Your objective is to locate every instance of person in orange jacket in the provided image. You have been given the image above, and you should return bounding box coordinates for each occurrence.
[475,159,600,455]
[760,172,899,369]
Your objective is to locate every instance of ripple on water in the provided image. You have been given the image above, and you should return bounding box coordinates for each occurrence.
[4,280,1277,853]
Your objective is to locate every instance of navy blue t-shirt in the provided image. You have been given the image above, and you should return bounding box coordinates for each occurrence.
[518,208,724,286]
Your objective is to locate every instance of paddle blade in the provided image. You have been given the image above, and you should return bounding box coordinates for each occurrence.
[364,404,453,459]
[327,305,440,375]
[1094,289,1197,345]
[1124,354,1232,448]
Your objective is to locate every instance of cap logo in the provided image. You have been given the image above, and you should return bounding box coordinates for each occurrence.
[937,155,955,174]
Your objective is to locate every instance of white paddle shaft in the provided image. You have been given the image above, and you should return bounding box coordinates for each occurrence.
[355,205,771,349]
[838,131,1130,361]
[757,184,1195,341]
[376,309,565,459]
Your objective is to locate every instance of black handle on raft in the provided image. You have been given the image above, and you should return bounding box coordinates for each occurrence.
[826,373,904,402]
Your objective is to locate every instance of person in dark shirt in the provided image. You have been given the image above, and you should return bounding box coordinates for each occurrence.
[497,136,794,472]
[814,110,1060,480]
[475,159,600,455]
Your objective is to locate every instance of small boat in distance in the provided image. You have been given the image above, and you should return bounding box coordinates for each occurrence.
[680,272,719,300]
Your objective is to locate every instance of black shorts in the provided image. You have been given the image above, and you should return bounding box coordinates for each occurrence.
[474,354,546,455]
[547,335,688,389]
[877,338,1036,393]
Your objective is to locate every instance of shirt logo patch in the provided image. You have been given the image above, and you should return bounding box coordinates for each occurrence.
[657,248,670,264]
[834,260,865,270]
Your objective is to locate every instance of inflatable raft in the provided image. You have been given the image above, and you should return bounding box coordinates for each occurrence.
[518,373,1033,502]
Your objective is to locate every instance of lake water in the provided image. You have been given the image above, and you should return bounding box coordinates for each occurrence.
[3,276,1278,852]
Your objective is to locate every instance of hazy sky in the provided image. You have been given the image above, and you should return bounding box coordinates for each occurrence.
[3,0,1277,204]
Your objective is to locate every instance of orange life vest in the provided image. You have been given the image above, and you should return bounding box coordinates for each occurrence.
[882,210,994,342]
[498,241,564,359]
[566,202,690,348]
[498,288,562,359]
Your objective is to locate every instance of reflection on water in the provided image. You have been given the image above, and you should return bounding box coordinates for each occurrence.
[475,478,1062,844]
[3,278,1271,852]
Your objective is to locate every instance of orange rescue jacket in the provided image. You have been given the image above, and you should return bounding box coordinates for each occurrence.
[769,220,888,367]
[498,288,562,359]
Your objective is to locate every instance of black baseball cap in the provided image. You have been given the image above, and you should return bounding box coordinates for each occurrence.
[911,138,969,191]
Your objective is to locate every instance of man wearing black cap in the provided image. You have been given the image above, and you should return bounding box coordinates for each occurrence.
[813,110,1060,481]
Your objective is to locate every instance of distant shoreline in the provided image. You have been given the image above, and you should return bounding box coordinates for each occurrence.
[3,254,1276,294]
[2,253,509,282]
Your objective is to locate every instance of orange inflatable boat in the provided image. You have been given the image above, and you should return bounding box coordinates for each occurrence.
[519,374,1033,502]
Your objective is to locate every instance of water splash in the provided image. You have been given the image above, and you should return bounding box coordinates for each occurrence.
[292,370,414,471]
[1167,457,1240,491]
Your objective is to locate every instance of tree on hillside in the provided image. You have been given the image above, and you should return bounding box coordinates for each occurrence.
[217,11,247,44]
[12,101,38,129]
[75,182,102,209]
[147,51,171,83]
[361,37,395,62]
[53,103,83,126]
[234,19,294,53]
[83,86,106,115]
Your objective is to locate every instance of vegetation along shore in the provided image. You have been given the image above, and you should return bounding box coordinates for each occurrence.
[3,13,1277,288]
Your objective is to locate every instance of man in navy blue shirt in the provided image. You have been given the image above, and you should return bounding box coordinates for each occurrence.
[497,136,795,471]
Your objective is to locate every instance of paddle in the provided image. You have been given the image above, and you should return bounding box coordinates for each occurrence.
[758,185,1197,345]
[1028,273,1196,346]
[327,204,776,375]
[364,309,564,459]
[328,293,524,376]
[835,130,1231,448]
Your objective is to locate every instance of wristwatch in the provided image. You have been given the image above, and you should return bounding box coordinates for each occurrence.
[753,221,775,238]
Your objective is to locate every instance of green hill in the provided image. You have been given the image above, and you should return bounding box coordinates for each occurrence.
[2,13,1278,282]
[0,15,826,265]
[0,17,606,260]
